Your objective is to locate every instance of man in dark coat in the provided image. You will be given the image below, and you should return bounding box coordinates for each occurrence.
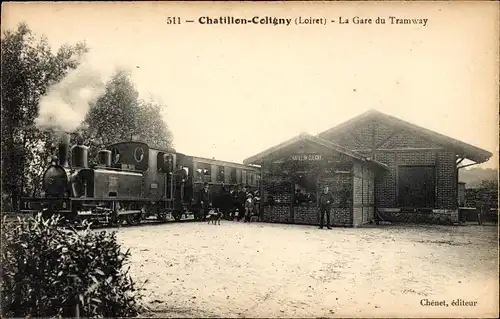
[174,164,187,201]
[237,185,247,221]
[218,183,231,220]
[229,186,237,220]
[318,185,334,229]
[199,182,212,222]
[174,164,187,185]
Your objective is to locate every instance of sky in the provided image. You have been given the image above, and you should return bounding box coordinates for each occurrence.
[3,1,499,169]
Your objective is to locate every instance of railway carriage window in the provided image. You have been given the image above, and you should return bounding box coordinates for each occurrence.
[217,165,224,183]
[242,170,247,185]
[229,168,237,184]
[203,166,211,183]
[134,147,145,163]
[196,168,203,181]
[196,164,211,182]
[236,169,242,184]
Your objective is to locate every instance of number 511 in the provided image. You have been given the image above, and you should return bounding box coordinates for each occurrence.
[166,17,181,24]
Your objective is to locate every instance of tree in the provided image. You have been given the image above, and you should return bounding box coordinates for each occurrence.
[478,179,497,189]
[81,69,139,147]
[135,98,174,150]
[1,23,88,211]
[80,70,174,164]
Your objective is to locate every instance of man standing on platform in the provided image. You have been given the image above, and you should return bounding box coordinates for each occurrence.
[237,185,247,221]
[200,182,212,222]
[318,185,334,229]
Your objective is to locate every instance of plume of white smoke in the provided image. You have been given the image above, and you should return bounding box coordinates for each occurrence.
[35,53,120,134]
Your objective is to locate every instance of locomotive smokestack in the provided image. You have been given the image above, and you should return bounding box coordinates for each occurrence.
[58,133,71,167]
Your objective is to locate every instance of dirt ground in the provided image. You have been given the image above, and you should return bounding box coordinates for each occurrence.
[113,220,499,318]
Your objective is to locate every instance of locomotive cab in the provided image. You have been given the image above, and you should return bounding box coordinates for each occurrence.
[157,152,174,174]
[108,142,149,171]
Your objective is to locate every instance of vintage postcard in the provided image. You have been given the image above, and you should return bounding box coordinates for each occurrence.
[1,1,498,318]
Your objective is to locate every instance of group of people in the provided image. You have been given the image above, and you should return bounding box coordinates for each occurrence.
[199,183,261,222]
[294,188,316,205]
[198,182,335,229]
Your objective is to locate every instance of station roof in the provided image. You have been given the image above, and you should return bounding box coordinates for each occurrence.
[242,132,389,170]
[318,109,493,164]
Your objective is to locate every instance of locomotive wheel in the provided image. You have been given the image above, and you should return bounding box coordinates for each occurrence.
[125,213,142,226]
[157,211,168,222]
[173,211,182,221]
[109,215,124,227]
[193,211,201,221]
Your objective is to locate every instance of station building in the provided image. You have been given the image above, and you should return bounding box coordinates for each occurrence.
[243,110,493,226]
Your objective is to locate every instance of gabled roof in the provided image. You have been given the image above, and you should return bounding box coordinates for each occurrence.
[318,109,493,164]
[243,132,389,170]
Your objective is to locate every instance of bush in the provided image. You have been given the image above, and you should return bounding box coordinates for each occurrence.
[1,213,147,318]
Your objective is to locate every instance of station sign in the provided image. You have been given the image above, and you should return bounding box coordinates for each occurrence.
[290,154,322,161]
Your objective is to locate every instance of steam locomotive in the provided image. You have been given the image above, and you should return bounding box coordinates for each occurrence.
[19,133,261,226]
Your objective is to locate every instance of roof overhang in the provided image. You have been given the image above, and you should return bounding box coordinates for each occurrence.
[243,133,389,171]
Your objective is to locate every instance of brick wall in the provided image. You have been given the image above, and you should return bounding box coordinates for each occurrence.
[331,207,351,226]
[294,205,318,224]
[378,130,441,149]
[260,178,380,227]
[352,207,362,226]
[263,205,291,223]
[373,150,457,209]
[374,151,396,207]
[329,121,459,210]
[292,206,352,226]
[261,171,356,226]
[352,163,376,226]
[377,209,458,225]
[353,176,363,204]
[436,151,458,209]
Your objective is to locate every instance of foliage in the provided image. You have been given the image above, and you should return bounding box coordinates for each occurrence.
[478,179,498,191]
[1,213,147,318]
[75,70,174,166]
[459,167,498,188]
[1,23,88,210]
[136,98,174,150]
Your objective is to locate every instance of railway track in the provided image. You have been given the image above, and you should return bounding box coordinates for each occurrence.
[1,212,199,229]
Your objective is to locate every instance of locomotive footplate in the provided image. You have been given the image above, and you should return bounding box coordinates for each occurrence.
[20,197,72,214]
